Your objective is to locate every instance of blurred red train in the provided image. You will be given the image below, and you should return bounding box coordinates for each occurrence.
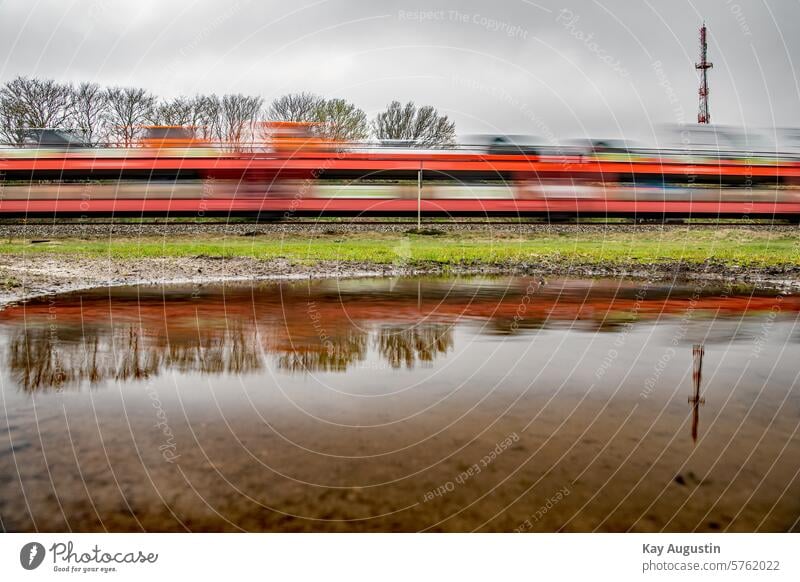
[1,123,800,219]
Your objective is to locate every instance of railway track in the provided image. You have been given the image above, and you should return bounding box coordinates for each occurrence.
[0,219,793,227]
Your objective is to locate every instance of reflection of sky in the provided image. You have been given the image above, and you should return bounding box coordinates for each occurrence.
[3,318,800,443]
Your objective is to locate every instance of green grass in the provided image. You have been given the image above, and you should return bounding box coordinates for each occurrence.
[0,228,799,266]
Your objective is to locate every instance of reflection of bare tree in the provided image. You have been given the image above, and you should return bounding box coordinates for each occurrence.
[114,327,157,381]
[276,329,368,373]
[6,301,460,390]
[7,321,262,392]
[375,324,453,369]
[227,325,262,374]
[9,327,74,392]
[85,336,102,384]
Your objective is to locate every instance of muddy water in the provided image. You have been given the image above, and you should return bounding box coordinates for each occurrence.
[1,277,799,532]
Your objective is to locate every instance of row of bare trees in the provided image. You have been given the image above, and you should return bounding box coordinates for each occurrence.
[0,77,265,147]
[268,92,456,145]
[0,76,457,147]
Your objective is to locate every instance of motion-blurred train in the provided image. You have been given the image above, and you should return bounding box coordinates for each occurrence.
[1,123,800,219]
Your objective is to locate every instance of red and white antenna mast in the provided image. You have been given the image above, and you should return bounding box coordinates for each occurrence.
[695,22,713,124]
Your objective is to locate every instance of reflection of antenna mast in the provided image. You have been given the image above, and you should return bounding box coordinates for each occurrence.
[689,344,706,444]
[696,22,713,124]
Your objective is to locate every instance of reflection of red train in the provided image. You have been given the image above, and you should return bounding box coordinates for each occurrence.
[2,129,800,218]
[3,277,795,332]
[1,278,792,390]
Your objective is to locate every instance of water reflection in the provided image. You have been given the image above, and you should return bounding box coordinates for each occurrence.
[690,344,706,444]
[275,328,368,373]
[376,324,454,369]
[2,277,799,533]
[7,322,263,392]
[0,277,794,392]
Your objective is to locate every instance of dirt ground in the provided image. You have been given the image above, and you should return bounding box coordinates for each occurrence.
[2,252,800,309]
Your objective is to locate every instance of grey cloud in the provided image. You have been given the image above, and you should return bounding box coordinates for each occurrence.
[0,0,797,140]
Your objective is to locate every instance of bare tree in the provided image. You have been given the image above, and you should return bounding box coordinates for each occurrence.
[0,76,73,144]
[153,96,194,128]
[314,98,368,141]
[3,76,73,128]
[71,82,109,145]
[267,92,323,122]
[0,92,26,145]
[105,87,156,146]
[190,94,221,141]
[218,94,263,146]
[372,100,456,147]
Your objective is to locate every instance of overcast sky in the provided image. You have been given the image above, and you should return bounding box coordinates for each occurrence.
[0,0,797,142]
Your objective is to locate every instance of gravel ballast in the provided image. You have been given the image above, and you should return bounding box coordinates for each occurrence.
[0,219,798,240]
